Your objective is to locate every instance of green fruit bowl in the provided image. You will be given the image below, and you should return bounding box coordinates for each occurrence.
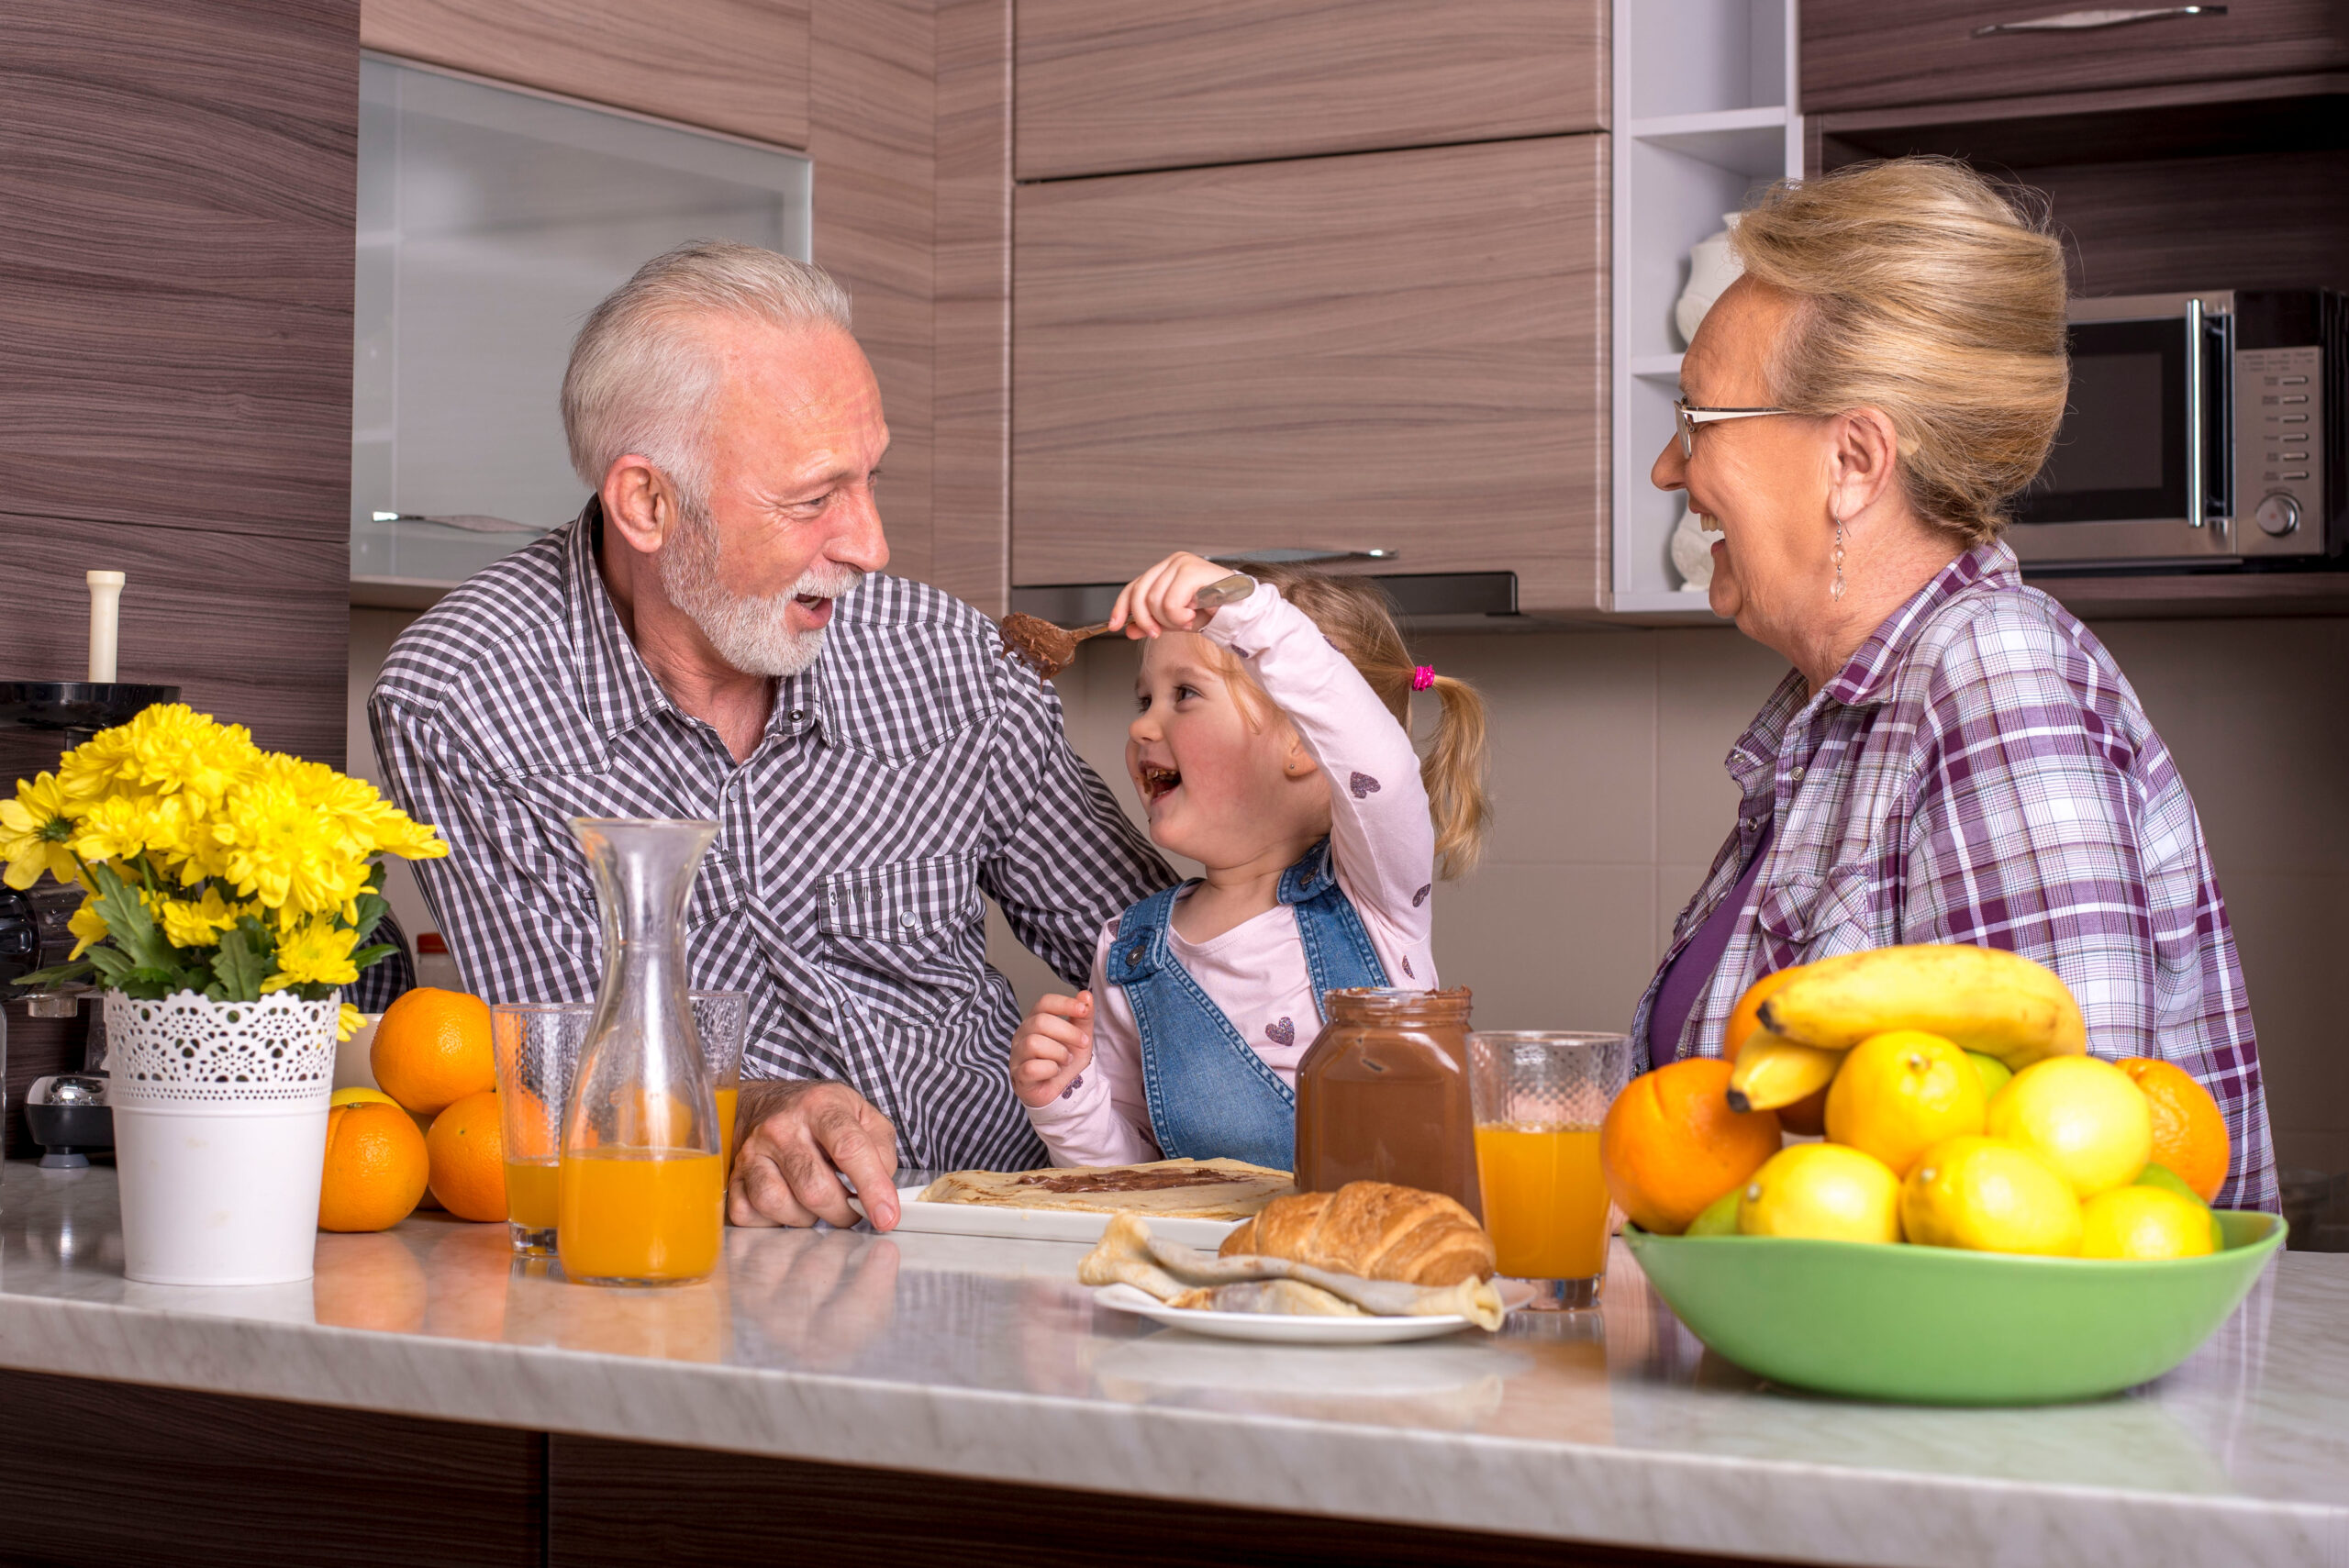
[1622,1210,2286,1406]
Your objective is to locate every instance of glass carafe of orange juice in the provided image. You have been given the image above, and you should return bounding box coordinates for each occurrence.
[560,817,726,1287]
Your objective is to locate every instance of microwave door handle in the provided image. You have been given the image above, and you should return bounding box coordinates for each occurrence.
[2184,296,2205,529]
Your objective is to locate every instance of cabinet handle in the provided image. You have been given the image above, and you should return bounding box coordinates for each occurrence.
[1973,6,2225,36]
[1208,548,1400,565]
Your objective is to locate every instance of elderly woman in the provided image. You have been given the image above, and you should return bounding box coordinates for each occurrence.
[1631,158,2276,1212]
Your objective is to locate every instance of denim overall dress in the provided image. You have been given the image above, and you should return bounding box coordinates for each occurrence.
[1101,839,1388,1171]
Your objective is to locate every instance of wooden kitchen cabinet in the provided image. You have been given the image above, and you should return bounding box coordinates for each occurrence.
[1012,136,1609,615]
[1802,0,2349,115]
[1014,0,1606,180]
[360,0,811,149]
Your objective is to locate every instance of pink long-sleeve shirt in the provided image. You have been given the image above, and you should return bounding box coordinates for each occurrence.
[1024,584,1439,1167]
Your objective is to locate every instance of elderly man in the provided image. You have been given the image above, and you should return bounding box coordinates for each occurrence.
[371,242,1169,1229]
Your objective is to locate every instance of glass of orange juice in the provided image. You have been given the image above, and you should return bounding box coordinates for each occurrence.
[689,990,750,1169]
[490,1002,592,1256]
[1468,1031,1633,1310]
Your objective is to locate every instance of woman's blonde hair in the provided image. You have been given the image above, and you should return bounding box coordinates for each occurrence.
[1219,564,1490,880]
[1731,157,2069,546]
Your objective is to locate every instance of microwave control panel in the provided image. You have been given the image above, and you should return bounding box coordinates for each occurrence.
[2236,344,2323,556]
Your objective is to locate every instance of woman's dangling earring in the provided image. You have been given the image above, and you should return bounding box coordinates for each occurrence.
[1831,513,1847,602]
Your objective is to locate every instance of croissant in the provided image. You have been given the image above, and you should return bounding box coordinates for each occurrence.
[1219,1181,1496,1286]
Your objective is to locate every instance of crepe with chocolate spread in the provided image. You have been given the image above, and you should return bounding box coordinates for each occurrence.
[918,1158,1292,1221]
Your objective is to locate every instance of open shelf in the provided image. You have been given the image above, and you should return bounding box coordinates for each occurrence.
[1610,0,1801,614]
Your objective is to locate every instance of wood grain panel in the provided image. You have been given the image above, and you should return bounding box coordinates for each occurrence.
[547,1432,1768,1568]
[360,0,810,149]
[1012,138,1609,615]
[0,0,356,539]
[931,0,1014,613]
[2,1008,83,1160]
[1015,0,1607,180]
[2027,148,2349,298]
[811,0,938,588]
[0,514,351,767]
[1802,0,2349,116]
[0,1370,544,1568]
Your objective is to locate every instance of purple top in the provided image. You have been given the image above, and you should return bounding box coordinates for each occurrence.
[1647,822,1771,1062]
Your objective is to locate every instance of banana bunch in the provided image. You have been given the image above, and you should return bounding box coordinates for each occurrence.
[1727,945,2086,1113]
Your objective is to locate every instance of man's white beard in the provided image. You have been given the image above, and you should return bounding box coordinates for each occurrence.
[660,506,866,679]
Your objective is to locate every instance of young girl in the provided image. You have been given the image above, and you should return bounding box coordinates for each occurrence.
[1008,550,1489,1170]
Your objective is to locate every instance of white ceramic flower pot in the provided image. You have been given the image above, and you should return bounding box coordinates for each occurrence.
[105,990,337,1286]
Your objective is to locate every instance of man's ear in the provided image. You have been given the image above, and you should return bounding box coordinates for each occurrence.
[602,455,684,556]
[1826,406,1902,525]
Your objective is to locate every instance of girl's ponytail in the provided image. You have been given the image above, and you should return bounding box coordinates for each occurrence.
[1241,564,1492,881]
[1419,673,1490,880]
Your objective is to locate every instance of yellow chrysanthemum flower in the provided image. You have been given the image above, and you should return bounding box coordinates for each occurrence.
[337,1002,366,1043]
[70,794,179,866]
[0,772,80,890]
[158,885,244,950]
[262,916,363,993]
[67,902,109,960]
[61,704,260,807]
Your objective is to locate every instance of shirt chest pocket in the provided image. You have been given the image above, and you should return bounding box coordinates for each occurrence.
[1751,860,1885,962]
[689,852,747,934]
[815,856,983,1016]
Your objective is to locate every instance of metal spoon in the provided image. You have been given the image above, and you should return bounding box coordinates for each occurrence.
[997,573,1257,681]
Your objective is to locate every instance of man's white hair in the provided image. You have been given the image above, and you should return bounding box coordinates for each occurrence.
[561,240,853,507]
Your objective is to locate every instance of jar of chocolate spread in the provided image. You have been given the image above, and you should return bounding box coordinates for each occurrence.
[1293,986,1481,1220]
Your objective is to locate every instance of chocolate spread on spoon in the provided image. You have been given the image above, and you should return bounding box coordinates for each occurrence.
[996,612,1082,680]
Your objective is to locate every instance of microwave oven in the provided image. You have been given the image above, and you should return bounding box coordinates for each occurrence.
[2008,288,2345,571]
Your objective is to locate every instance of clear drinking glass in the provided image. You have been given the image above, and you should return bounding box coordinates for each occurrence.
[690,989,750,1165]
[491,1001,592,1255]
[560,817,725,1287]
[1467,1031,1634,1310]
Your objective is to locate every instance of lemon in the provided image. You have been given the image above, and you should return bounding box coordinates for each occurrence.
[1737,1143,1901,1243]
[1965,1051,2012,1100]
[330,1086,402,1109]
[2135,1162,2226,1251]
[1686,1189,1742,1237]
[1824,1029,1986,1177]
[1901,1135,2082,1255]
[2080,1184,2218,1260]
[1985,1056,2153,1197]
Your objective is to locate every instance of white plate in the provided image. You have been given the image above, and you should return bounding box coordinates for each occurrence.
[848,1187,1244,1251]
[1091,1281,1531,1343]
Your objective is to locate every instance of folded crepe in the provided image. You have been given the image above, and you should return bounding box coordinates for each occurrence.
[1080,1214,1505,1330]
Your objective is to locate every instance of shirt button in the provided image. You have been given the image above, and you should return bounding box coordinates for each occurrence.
[1792,765,1807,781]
[788,709,805,723]
[897,913,919,930]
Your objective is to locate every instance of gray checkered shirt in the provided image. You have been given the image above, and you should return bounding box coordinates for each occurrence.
[369,503,1171,1171]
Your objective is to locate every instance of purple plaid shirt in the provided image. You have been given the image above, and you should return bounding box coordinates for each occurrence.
[1631,541,2277,1212]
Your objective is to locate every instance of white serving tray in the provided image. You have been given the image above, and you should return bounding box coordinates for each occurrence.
[848,1185,1245,1251]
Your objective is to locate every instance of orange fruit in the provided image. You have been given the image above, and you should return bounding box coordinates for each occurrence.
[426,1088,508,1222]
[2117,1058,2230,1204]
[371,986,495,1116]
[1722,965,1809,1062]
[317,1099,430,1232]
[1600,1057,1783,1235]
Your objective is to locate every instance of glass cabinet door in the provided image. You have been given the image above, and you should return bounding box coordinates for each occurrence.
[353,55,812,595]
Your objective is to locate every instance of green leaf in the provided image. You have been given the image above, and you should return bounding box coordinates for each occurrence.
[211,919,272,1003]
[351,889,390,946]
[349,942,396,973]
[84,945,136,984]
[87,862,179,973]
[10,959,95,993]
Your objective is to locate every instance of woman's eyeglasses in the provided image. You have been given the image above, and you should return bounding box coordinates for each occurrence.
[1674,398,1792,458]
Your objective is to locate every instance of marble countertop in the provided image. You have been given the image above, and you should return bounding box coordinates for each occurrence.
[3,1162,2345,1567]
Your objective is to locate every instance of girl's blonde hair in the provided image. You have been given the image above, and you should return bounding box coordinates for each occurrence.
[1223,564,1491,880]
[1731,157,2069,546]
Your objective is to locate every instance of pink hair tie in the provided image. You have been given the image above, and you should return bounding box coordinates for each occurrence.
[1410,665,1437,692]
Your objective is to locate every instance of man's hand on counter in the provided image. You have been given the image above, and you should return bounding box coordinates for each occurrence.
[729,1080,902,1231]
